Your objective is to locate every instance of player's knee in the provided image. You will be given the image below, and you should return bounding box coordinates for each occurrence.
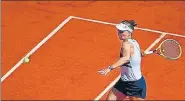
[106,89,117,100]
[129,96,145,100]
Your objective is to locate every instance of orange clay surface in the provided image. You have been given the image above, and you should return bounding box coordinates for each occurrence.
[2,1,185,100]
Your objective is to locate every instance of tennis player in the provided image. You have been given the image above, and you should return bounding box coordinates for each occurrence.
[98,20,146,100]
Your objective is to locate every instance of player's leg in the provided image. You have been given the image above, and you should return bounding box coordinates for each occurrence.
[106,87,127,100]
[128,96,145,100]
[106,88,117,100]
[106,78,128,100]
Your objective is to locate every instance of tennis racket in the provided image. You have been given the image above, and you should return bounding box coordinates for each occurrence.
[144,39,182,60]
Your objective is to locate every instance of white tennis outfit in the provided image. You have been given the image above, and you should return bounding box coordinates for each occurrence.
[120,39,142,81]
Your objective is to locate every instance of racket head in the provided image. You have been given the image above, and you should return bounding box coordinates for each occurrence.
[158,39,182,60]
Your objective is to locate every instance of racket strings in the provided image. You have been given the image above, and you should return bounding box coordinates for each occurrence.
[161,40,181,59]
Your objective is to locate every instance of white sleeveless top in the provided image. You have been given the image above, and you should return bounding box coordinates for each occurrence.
[120,39,142,81]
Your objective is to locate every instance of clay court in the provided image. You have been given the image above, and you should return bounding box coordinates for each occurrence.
[2,1,185,100]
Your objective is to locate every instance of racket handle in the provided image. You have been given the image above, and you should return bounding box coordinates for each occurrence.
[144,51,154,55]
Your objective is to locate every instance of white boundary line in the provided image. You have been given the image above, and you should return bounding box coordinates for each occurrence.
[94,33,167,100]
[144,33,167,52]
[1,16,73,82]
[71,16,185,38]
[94,74,121,100]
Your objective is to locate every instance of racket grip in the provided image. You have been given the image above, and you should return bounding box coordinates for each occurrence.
[144,51,154,55]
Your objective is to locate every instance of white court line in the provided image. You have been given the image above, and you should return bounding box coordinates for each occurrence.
[1,16,73,82]
[94,74,121,100]
[144,33,167,52]
[71,16,185,38]
[94,33,167,100]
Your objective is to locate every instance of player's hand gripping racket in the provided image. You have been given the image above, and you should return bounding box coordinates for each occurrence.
[144,39,182,60]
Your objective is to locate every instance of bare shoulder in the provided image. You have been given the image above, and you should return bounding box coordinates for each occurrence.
[122,41,132,49]
[121,40,132,56]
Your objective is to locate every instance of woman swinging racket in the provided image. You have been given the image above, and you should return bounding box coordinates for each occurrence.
[98,20,146,100]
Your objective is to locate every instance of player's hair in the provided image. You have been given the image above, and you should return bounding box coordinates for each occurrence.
[120,20,137,30]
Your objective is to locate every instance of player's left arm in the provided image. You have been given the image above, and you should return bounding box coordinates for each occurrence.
[110,42,131,70]
[98,42,131,75]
